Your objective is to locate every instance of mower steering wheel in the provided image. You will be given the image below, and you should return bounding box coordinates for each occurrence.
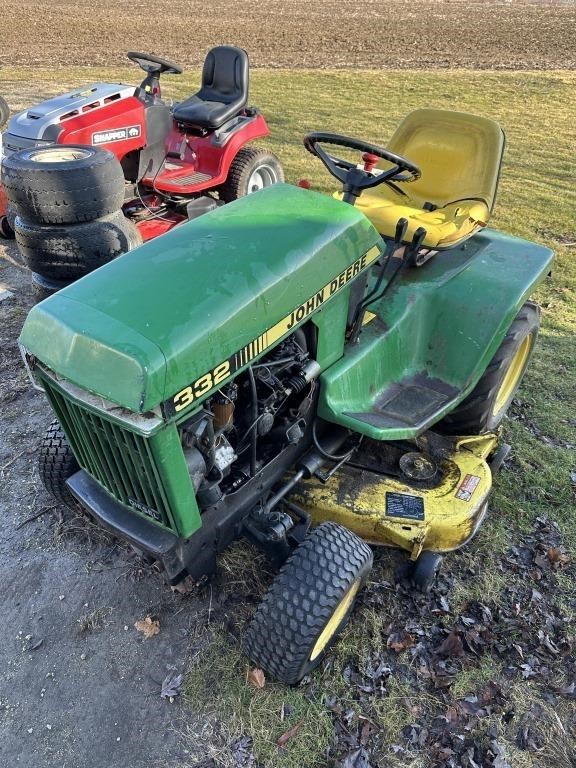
[303,132,421,197]
[127,52,183,75]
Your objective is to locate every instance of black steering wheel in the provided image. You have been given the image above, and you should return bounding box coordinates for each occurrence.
[303,132,421,202]
[127,52,183,75]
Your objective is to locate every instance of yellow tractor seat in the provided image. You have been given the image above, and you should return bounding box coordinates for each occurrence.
[346,109,505,250]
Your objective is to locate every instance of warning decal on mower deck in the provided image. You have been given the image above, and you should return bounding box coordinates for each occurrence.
[164,245,381,417]
[455,474,481,502]
[92,125,141,145]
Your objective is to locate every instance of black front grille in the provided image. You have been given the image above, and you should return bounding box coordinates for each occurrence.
[43,380,175,529]
[2,133,51,157]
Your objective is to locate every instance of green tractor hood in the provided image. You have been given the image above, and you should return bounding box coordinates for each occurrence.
[19,184,382,414]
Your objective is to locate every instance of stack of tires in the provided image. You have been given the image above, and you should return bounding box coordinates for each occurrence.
[0,95,14,239]
[1,145,142,302]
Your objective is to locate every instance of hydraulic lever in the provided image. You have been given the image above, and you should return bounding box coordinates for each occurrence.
[349,222,429,343]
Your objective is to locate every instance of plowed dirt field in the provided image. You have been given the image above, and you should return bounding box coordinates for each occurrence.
[0,0,574,70]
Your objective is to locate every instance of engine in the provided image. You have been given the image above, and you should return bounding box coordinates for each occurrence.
[179,330,320,507]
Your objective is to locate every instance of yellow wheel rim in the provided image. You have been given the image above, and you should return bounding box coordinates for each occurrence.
[493,334,533,417]
[309,579,360,661]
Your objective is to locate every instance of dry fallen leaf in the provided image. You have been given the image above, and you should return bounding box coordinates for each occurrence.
[387,630,416,652]
[277,719,304,747]
[161,672,184,699]
[134,615,160,639]
[436,631,465,658]
[547,547,569,567]
[247,667,265,689]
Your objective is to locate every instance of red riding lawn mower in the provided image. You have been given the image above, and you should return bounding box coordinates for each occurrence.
[0,47,283,298]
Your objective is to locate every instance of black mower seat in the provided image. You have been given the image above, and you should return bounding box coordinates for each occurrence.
[172,45,248,130]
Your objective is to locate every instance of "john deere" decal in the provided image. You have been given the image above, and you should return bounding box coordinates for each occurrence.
[165,245,381,417]
[92,125,141,145]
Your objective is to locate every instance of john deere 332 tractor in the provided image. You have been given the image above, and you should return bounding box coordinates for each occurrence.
[19,109,553,683]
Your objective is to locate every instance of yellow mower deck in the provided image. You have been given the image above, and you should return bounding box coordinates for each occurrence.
[291,434,498,559]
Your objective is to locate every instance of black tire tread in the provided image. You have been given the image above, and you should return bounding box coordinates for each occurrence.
[1,146,125,225]
[436,302,540,435]
[16,211,141,281]
[219,147,284,202]
[243,522,372,684]
[38,420,80,509]
[412,551,443,593]
[31,272,72,303]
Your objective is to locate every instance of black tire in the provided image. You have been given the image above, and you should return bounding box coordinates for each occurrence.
[1,144,125,225]
[0,204,17,240]
[15,210,141,282]
[0,216,14,239]
[38,420,80,509]
[436,302,540,435]
[412,551,443,593]
[219,147,284,202]
[31,272,71,303]
[6,202,17,232]
[0,95,9,130]
[244,522,373,684]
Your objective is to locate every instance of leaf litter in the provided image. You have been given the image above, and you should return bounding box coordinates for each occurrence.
[276,515,574,766]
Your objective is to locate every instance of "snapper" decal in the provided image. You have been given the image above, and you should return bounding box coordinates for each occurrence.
[92,125,141,145]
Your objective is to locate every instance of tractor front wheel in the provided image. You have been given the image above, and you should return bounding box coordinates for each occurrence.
[38,421,80,510]
[244,522,373,684]
[219,147,284,202]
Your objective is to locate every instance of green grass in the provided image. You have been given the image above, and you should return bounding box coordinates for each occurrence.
[2,66,575,766]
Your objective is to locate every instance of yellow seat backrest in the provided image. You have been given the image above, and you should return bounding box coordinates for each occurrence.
[383,108,505,211]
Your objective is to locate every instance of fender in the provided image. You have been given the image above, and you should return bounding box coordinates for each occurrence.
[318,227,554,439]
[146,113,271,194]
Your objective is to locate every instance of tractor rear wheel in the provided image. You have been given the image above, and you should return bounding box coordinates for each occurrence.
[16,211,142,282]
[436,302,540,435]
[38,420,80,510]
[219,147,284,202]
[244,522,372,684]
[1,145,125,225]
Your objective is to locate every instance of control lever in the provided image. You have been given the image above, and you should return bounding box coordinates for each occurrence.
[405,226,427,267]
[348,217,409,343]
[394,217,409,247]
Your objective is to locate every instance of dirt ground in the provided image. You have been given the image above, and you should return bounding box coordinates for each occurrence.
[0,0,574,70]
[0,246,209,766]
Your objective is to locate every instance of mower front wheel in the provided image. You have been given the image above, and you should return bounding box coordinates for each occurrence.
[38,420,80,510]
[244,522,373,684]
[219,147,284,202]
[412,551,443,593]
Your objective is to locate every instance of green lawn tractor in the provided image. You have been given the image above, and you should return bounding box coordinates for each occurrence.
[19,108,553,684]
